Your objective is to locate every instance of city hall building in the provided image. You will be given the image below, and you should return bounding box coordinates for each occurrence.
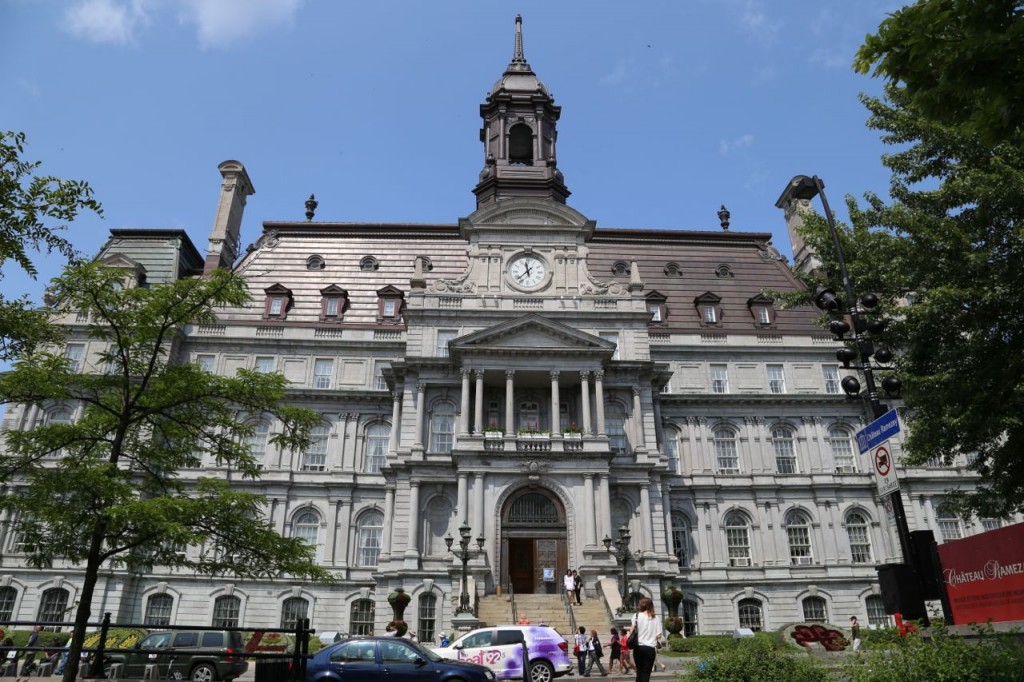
[0,18,1005,640]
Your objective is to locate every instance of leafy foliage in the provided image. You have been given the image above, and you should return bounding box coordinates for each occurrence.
[685,636,825,682]
[0,261,330,680]
[844,625,1024,682]
[0,131,102,361]
[854,0,1024,145]
[669,632,784,655]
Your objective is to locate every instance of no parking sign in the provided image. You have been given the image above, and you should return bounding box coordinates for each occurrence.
[856,410,901,497]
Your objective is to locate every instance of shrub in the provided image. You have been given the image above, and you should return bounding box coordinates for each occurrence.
[670,632,784,655]
[686,636,825,682]
[844,624,1024,682]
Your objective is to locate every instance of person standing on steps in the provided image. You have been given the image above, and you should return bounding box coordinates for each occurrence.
[564,569,576,604]
[573,570,583,606]
[584,629,607,677]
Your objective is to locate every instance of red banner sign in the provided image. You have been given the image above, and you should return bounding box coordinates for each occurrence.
[937,522,1024,623]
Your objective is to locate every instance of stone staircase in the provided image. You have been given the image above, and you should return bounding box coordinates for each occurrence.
[476,592,615,640]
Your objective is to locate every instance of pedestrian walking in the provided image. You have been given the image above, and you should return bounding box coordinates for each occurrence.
[584,629,607,677]
[573,570,583,605]
[574,627,588,675]
[628,597,663,682]
[607,628,621,673]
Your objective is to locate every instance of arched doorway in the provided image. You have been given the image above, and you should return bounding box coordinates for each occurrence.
[501,488,567,594]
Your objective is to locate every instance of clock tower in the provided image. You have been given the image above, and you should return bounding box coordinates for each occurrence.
[473,15,570,208]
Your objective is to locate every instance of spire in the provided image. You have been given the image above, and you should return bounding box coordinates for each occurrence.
[510,14,529,71]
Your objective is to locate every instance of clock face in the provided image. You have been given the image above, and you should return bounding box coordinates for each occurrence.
[509,254,546,288]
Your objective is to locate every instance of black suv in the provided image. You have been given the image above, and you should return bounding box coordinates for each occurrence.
[108,630,248,681]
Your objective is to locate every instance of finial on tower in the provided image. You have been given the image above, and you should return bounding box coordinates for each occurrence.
[305,194,318,221]
[509,15,529,71]
[718,204,731,231]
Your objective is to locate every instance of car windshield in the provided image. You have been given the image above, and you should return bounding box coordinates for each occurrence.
[404,640,443,662]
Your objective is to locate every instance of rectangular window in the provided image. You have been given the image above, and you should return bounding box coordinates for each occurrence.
[436,330,457,358]
[302,426,329,471]
[254,356,275,374]
[268,297,284,316]
[313,359,333,389]
[767,364,786,394]
[757,306,771,325]
[196,354,215,373]
[599,332,620,360]
[382,299,397,318]
[65,344,85,372]
[703,305,717,324]
[324,297,340,317]
[848,525,872,563]
[980,518,1002,532]
[710,364,729,394]
[649,304,662,322]
[430,412,456,454]
[823,366,841,394]
[373,363,388,390]
[418,595,437,645]
[788,526,812,563]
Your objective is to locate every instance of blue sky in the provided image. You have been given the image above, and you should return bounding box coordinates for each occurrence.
[3,0,904,304]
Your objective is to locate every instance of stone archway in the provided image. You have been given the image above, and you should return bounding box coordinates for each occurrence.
[500,487,567,595]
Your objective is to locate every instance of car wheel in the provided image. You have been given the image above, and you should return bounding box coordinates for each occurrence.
[190,663,217,682]
[528,660,554,682]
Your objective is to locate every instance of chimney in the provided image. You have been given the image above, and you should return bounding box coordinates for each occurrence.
[203,160,255,275]
[775,195,821,277]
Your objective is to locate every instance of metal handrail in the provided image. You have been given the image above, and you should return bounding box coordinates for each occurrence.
[508,583,518,624]
[560,583,577,634]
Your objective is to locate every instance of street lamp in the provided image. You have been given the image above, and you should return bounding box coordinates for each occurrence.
[445,522,485,615]
[777,174,926,621]
[603,524,633,615]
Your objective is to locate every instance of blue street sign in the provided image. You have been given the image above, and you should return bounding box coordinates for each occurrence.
[856,409,901,454]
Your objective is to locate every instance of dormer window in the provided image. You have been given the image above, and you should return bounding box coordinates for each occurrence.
[695,292,722,326]
[263,284,293,320]
[376,285,405,322]
[360,256,379,272]
[306,255,325,271]
[320,285,349,322]
[747,294,776,326]
[611,260,630,276]
[646,291,668,324]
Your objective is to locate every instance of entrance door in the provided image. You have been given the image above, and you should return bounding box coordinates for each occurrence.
[508,538,535,595]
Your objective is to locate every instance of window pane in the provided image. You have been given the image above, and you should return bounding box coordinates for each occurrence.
[866,595,888,627]
[767,365,785,393]
[803,597,827,623]
[682,599,699,637]
[725,513,750,565]
[829,428,855,470]
[418,594,437,645]
[281,597,309,630]
[244,420,271,461]
[738,599,762,631]
[350,599,375,636]
[772,427,797,474]
[254,356,275,373]
[0,587,16,622]
[823,366,841,394]
[313,359,333,389]
[846,512,872,563]
[65,344,85,372]
[366,424,390,473]
[787,513,812,563]
[196,355,215,372]
[671,513,690,568]
[302,425,329,471]
[711,365,728,393]
[146,594,173,626]
[430,406,456,454]
[212,596,240,628]
[295,511,320,547]
[357,511,384,566]
[714,429,738,473]
[38,588,70,631]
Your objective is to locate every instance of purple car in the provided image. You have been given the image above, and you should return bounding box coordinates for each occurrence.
[435,625,572,682]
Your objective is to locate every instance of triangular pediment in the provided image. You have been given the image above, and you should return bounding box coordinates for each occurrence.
[451,314,614,357]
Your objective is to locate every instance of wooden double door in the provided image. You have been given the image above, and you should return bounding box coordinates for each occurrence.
[501,488,568,594]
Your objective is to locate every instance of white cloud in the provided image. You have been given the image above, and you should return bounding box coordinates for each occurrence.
[734,0,782,44]
[601,59,631,87]
[178,0,304,49]
[61,0,303,49]
[718,134,754,156]
[63,0,152,45]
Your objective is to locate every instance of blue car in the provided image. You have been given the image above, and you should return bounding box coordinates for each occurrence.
[306,637,496,682]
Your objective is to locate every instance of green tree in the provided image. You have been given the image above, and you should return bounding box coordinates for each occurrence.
[687,636,825,682]
[790,82,1024,518]
[0,130,102,361]
[854,0,1024,145]
[0,261,329,681]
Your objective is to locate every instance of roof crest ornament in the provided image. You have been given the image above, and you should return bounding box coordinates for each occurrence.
[508,15,532,73]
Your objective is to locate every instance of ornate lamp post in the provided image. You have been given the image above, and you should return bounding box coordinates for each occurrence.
[603,524,633,615]
[445,522,485,615]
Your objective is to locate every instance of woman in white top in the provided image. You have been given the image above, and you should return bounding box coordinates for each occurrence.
[563,570,575,603]
[628,597,663,682]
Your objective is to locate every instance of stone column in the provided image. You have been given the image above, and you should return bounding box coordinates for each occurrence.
[459,369,472,436]
[389,391,402,455]
[406,482,421,559]
[327,498,341,566]
[414,382,426,449]
[381,487,394,559]
[457,473,469,525]
[632,386,646,449]
[550,370,561,435]
[662,483,674,559]
[580,371,593,435]
[583,474,596,548]
[474,370,485,434]
[598,474,611,542]
[473,473,486,538]
[639,484,654,553]
[338,496,353,566]
[505,370,516,434]
[594,370,606,437]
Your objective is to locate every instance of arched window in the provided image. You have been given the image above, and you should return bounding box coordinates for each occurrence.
[306,255,325,270]
[38,588,69,631]
[671,512,692,569]
[866,595,888,627]
[365,423,390,473]
[145,593,173,626]
[0,586,16,623]
[294,510,320,549]
[846,511,873,563]
[356,510,385,566]
[713,427,739,473]
[45,407,74,457]
[423,496,453,556]
[663,429,680,473]
[429,402,456,453]
[508,123,533,165]
[786,511,813,565]
[418,594,437,644]
[606,403,628,454]
[724,512,751,567]
[611,260,630,276]
[936,505,963,541]
[682,599,699,637]
[212,595,241,628]
[243,420,271,463]
[802,596,827,623]
[828,426,856,471]
[360,256,379,272]
[737,598,762,631]
[302,424,329,471]
[281,597,309,629]
[350,599,375,635]
[771,425,797,474]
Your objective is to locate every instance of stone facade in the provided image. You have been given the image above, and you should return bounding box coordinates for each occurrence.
[0,17,1013,642]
